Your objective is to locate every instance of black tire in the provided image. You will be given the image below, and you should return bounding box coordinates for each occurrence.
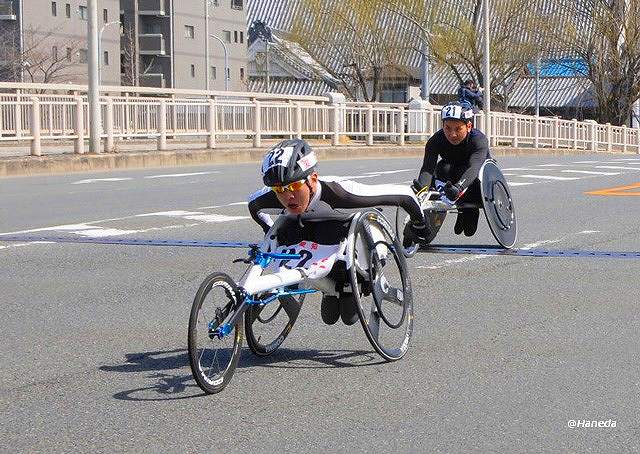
[188,272,243,394]
[245,294,304,356]
[350,210,414,361]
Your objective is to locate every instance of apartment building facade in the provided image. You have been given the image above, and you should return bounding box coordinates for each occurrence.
[0,0,121,85]
[0,0,248,90]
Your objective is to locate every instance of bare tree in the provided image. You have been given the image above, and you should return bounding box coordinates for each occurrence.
[387,0,550,109]
[120,24,159,87]
[289,0,411,101]
[0,25,85,84]
[553,0,640,125]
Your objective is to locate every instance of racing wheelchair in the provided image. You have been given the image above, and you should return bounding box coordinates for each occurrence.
[187,209,413,394]
[396,159,517,255]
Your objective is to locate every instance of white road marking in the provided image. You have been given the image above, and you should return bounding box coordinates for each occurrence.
[537,164,566,167]
[518,174,580,181]
[144,171,219,179]
[572,160,600,164]
[502,167,544,171]
[507,182,535,186]
[560,170,620,175]
[363,169,414,175]
[71,178,133,185]
[197,201,248,209]
[182,214,249,222]
[520,239,562,250]
[135,210,204,217]
[595,165,640,171]
[613,158,640,161]
[578,230,600,234]
[74,228,144,238]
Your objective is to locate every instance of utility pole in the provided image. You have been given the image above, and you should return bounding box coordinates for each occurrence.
[88,0,101,153]
[205,0,210,90]
[420,40,430,101]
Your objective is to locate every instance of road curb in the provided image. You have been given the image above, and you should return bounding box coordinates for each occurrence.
[0,145,594,178]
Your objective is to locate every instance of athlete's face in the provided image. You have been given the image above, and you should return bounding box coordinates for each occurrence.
[443,119,472,145]
[275,172,318,214]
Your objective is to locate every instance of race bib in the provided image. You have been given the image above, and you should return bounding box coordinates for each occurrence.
[269,241,341,280]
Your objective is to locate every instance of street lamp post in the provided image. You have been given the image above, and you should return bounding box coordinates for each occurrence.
[87,0,101,153]
[209,34,229,91]
[482,0,491,142]
[98,21,120,84]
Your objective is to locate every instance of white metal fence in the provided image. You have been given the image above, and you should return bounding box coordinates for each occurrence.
[1,81,639,156]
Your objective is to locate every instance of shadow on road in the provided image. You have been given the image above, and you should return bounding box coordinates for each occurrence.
[100,346,383,401]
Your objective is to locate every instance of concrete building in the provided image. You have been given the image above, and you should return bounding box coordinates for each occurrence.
[0,0,121,85]
[116,0,249,89]
[0,0,248,90]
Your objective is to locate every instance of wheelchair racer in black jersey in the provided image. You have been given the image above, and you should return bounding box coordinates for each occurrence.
[248,139,427,326]
[412,101,491,238]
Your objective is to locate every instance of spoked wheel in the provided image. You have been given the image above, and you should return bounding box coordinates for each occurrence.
[245,294,304,356]
[188,272,243,394]
[350,210,413,361]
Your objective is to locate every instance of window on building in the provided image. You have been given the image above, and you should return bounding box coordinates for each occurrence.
[191,64,196,78]
[103,8,108,23]
[79,5,88,20]
[52,46,58,60]
[240,31,244,44]
[234,31,238,43]
[185,25,195,39]
[231,0,243,10]
[66,47,72,61]
[51,2,57,16]
[65,3,70,18]
[144,23,161,34]
[103,51,109,66]
[211,66,217,80]
[240,67,244,80]
[223,30,231,43]
[79,49,88,63]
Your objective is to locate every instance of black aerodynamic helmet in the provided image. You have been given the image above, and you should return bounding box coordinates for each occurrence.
[261,139,318,186]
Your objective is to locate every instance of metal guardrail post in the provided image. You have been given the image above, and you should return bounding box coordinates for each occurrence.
[253,100,261,148]
[512,115,518,147]
[534,116,540,149]
[295,102,302,140]
[157,100,167,151]
[366,104,374,146]
[553,117,560,148]
[105,98,114,152]
[397,106,405,146]
[30,97,41,156]
[572,119,578,149]
[74,96,85,154]
[207,99,216,149]
[606,123,612,152]
[622,125,628,153]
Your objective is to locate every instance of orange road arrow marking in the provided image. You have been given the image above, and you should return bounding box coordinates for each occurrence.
[586,182,640,196]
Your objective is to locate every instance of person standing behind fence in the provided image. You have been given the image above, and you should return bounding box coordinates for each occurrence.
[458,79,484,110]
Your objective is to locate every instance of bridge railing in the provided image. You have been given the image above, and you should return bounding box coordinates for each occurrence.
[0,81,638,156]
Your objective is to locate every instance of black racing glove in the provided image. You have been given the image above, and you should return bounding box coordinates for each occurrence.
[411,179,425,194]
[443,181,462,201]
[402,221,431,248]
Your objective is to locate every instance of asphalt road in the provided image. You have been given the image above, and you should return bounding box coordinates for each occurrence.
[1,153,639,452]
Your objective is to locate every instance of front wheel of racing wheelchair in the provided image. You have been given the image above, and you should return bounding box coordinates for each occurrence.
[396,159,517,255]
[348,209,414,361]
